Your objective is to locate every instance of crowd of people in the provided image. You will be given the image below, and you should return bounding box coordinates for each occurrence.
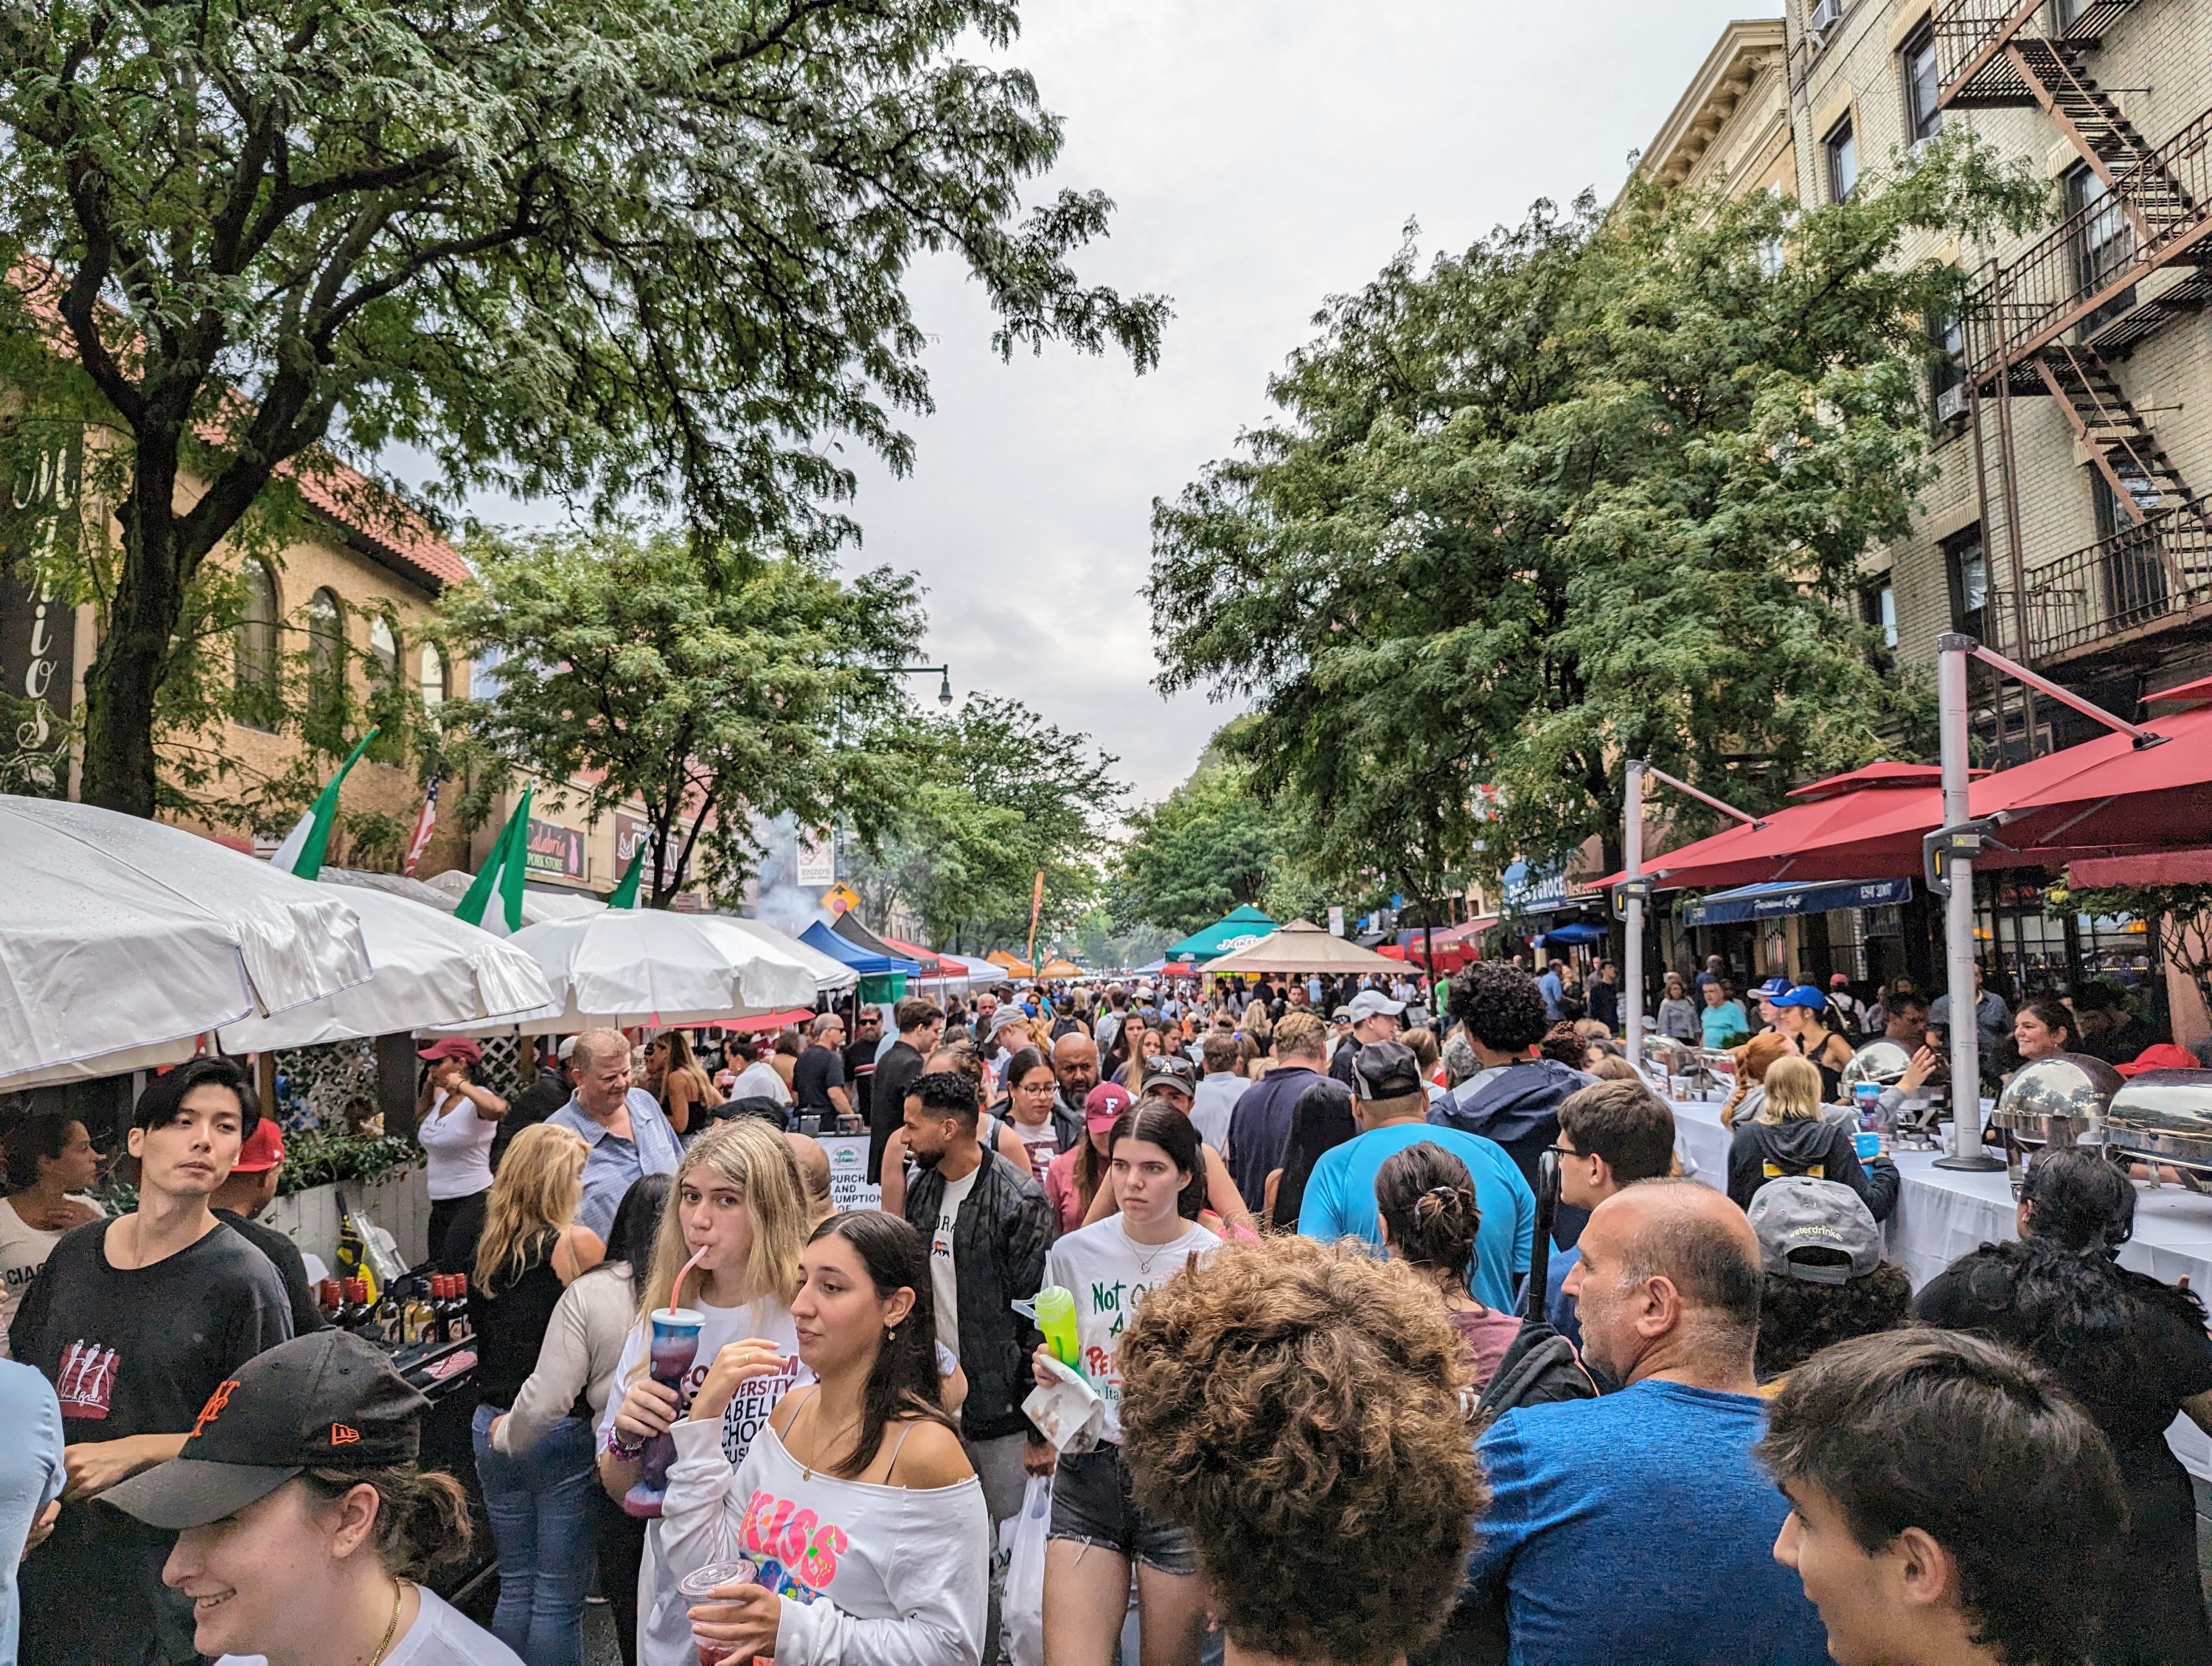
[0,950,2207,1666]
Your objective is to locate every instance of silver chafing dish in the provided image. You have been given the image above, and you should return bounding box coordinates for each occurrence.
[1841,1040,1945,1146]
[2101,1068,2212,1176]
[1989,1052,2124,1150]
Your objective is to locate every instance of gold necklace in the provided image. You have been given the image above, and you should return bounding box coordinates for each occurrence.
[366,1579,405,1666]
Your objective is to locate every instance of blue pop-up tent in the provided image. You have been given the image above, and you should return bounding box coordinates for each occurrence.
[799,920,920,977]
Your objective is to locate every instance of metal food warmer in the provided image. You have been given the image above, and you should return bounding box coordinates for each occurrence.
[1989,1053,2126,1154]
[2101,1067,2212,1181]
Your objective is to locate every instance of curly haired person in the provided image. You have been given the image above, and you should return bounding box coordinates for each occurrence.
[1114,1236,1486,1666]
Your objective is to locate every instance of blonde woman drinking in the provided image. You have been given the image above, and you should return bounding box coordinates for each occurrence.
[1723,1054,1898,1221]
[468,1123,605,1666]
[597,1118,813,1666]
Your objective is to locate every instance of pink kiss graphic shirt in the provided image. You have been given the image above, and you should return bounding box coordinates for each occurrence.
[661,1415,987,1666]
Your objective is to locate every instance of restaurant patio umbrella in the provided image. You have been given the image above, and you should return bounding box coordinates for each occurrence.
[1,796,375,1087]
[1200,920,1404,976]
[435,910,821,1033]
[1640,765,1950,892]
[1971,698,2212,858]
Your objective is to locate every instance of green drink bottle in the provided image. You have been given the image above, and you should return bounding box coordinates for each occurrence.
[1035,1285,1081,1367]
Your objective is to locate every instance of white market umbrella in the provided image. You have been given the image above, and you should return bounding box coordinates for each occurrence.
[718,914,860,994]
[435,909,821,1034]
[419,865,611,926]
[215,886,555,1052]
[0,796,374,1087]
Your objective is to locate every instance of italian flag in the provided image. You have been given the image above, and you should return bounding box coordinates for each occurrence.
[268,729,380,880]
[456,785,535,934]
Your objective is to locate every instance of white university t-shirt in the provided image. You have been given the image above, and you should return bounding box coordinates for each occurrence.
[929,1165,980,1360]
[598,1293,810,1666]
[1042,1216,1219,1444]
[218,1586,521,1666]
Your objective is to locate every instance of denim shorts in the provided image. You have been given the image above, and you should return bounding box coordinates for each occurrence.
[1048,1443,1197,1575]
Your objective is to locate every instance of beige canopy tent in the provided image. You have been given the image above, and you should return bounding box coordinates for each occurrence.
[1198,920,1402,976]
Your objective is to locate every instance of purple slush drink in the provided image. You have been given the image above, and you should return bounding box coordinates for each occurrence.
[622,1306,705,1519]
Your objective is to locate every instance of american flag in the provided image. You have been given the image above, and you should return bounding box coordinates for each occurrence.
[402,774,442,875]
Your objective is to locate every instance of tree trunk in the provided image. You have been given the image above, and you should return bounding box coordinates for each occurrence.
[80,441,186,816]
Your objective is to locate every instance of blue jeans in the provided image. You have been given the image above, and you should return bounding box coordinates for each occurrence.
[472,1404,598,1666]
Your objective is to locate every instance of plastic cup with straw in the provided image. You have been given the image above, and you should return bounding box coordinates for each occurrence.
[623,1246,710,1519]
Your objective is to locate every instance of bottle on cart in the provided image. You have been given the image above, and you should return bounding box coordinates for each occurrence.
[317,1280,344,1325]
[403,1279,436,1345]
[340,1278,372,1336]
[446,1274,473,1342]
[374,1283,402,1344]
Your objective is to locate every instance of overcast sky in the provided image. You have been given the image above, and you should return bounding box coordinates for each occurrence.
[473,1,1777,807]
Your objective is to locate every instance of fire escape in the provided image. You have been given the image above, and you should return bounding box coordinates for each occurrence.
[1935,0,2212,707]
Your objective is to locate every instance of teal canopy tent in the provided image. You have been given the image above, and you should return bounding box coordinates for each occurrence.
[1164,905,1279,965]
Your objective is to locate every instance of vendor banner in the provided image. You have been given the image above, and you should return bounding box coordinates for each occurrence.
[1681,876,1912,927]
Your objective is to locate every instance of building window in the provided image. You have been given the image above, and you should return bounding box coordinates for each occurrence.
[1928,310,1966,422]
[1824,116,1857,201]
[234,560,280,723]
[1944,527,1988,636]
[2068,165,2133,296]
[368,614,398,680]
[420,643,447,712]
[306,587,343,692]
[1902,24,1942,145]
[1861,580,1899,648]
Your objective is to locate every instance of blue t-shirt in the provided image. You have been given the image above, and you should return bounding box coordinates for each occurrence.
[1700,1000,1750,1049]
[1467,1378,1829,1666]
[0,1358,65,1666]
[550,1089,685,1241]
[1297,1122,1534,1312]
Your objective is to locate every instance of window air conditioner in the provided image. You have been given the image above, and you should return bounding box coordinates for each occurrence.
[1809,0,1846,33]
[1935,383,1966,424]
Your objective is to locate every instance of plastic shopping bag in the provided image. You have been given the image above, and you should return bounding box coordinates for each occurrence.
[1002,1474,1052,1666]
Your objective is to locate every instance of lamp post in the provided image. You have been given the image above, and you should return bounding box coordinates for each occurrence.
[885,663,954,708]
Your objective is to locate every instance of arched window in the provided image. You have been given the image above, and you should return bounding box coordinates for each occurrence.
[306,588,344,701]
[234,560,280,724]
[368,614,398,679]
[420,642,447,712]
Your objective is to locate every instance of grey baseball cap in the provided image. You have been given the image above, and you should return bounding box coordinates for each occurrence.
[1347,990,1406,1024]
[1747,1177,1883,1285]
[1141,1054,1198,1097]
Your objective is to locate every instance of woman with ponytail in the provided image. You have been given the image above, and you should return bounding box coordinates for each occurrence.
[1375,1141,1521,1391]
[661,1211,985,1665]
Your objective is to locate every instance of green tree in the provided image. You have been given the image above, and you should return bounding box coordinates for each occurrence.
[1148,137,2045,889]
[850,694,1124,953]
[1110,752,1283,936]
[436,527,922,907]
[0,0,1167,816]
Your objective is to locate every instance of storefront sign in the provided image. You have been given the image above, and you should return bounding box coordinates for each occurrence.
[796,829,835,886]
[0,439,80,797]
[614,811,690,888]
[525,817,587,881]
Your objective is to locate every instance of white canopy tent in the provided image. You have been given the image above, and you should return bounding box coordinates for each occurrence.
[0,797,376,1089]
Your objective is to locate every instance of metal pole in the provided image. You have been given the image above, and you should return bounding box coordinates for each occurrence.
[1935,634,2002,1170]
[1624,761,1646,1072]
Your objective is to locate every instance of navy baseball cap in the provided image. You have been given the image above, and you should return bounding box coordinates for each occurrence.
[1752,978,1794,1001]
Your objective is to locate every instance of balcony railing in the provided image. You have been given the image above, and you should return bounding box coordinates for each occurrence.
[1962,108,2212,383]
[1934,0,2044,108]
[2021,493,2212,663]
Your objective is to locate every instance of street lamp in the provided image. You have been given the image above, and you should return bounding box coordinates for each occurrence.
[885,663,954,707]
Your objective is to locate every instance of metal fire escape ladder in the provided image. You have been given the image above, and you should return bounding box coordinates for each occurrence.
[2032,345,2194,526]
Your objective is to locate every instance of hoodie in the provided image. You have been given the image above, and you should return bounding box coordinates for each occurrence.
[1430,1058,1594,1249]
[1726,1117,1899,1220]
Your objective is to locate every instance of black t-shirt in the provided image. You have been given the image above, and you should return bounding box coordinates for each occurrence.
[13,1215,293,1665]
[869,1039,925,1185]
[214,1207,326,1337]
[1917,1249,2212,1665]
[842,1038,878,1126]
[493,1066,572,1171]
[471,1232,582,1413]
[793,1044,846,1113]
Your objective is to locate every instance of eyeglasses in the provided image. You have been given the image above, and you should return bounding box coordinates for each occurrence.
[1545,1142,1586,1162]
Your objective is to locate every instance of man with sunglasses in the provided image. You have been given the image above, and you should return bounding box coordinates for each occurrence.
[1542,1079,1678,1351]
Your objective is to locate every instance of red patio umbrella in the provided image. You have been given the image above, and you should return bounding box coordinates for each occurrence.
[1639,766,1947,892]
[1972,700,2212,859]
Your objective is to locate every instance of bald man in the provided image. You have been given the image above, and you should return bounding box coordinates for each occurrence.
[1047,1033,1096,1152]
[1464,1181,1828,1665]
[549,1028,684,1240]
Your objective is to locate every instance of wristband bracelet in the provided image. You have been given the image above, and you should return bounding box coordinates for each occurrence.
[607,1430,645,1460]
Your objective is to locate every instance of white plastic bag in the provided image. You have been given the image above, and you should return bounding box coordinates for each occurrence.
[1002,1474,1052,1666]
[1023,1353,1104,1453]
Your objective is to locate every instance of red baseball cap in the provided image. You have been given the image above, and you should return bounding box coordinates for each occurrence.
[1084,1081,1133,1132]
[2116,1043,2202,1077]
[417,1036,483,1066]
[232,1119,286,1175]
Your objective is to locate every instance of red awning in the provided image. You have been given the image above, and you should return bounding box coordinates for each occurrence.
[2068,849,2212,886]
[2146,676,2212,707]
[1972,701,2212,858]
[1641,780,1941,892]
[877,934,943,976]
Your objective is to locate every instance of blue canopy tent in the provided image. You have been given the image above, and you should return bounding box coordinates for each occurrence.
[1680,877,1912,928]
[1535,920,1607,945]
[800,920,921,1002]
[1164,905,1279,965]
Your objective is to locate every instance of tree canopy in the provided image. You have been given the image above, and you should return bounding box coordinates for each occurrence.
[436,527,922,907]
[1147,136,2045,890]
[0,0,1167,814]
[849,693,1124,953]
[1110,746,1285,937]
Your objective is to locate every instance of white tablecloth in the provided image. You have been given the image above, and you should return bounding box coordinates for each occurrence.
[1669,1097,2212,1479]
